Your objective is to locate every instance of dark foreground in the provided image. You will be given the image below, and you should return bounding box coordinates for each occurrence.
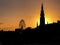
[0,31,60,45]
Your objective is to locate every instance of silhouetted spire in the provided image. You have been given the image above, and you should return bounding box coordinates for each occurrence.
[40,3,45,26]
[41,3,44,11]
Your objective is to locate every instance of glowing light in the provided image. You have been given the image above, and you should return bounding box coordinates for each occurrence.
[45,20,48,24]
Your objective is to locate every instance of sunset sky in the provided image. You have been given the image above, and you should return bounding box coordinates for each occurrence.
[0,0,60,31]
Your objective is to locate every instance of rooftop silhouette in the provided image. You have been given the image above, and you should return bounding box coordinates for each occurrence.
[0,3,60,45]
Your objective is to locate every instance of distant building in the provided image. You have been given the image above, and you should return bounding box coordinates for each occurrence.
[40,3,45,27]
[15,3,60,32]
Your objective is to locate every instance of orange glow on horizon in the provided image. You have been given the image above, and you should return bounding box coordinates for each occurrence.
[0,0,60,31]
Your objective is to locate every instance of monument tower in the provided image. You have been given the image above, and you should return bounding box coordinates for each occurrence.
[40,3,45,27]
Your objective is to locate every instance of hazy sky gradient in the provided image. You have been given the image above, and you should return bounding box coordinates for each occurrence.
[0,0,60,31]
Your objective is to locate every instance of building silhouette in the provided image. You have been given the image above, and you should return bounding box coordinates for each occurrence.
[40,3,45,27]
[0,3,60,45]
[15,3,60,32]
[37,3,45,32]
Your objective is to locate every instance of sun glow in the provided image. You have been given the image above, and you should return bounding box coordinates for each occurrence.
[45,20,48,24]
[45,17,52,24]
